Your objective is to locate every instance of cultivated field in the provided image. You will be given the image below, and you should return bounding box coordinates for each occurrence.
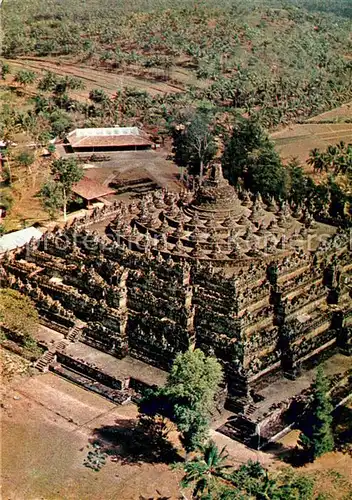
[271,117,352,167]
[6,57,191,98]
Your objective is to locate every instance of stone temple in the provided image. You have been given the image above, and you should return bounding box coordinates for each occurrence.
[1,163,351,447]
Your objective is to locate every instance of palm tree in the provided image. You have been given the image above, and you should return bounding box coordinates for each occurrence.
[307,148,327,173]
[178,441,231,498]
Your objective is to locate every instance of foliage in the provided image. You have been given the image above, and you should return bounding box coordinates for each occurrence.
[16,150,35,169]
[0,61,10,80]
[299,367,335,461]
[171,108,218,178]
[308,142,352,175]
[177,443,315,499]
[83,443,107,472]
[4,0,351,128]
[0,189,14,210]
[14,69,36,86]
[222,118,287,199]
[0,288,38,336]
[139,349,223,452]
[39,179,64,219]
[40,157,83,220]
[89,88,109,103]
[176,440,231,498]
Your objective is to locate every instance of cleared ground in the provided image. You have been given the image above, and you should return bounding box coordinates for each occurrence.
[307,101,352,123]
[1,355,351,499]
[1,372,182,500]
[271,122,352,166]
[6,57,192,98]
[1,371,272,500]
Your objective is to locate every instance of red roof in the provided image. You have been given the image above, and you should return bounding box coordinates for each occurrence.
[72,177,115,201]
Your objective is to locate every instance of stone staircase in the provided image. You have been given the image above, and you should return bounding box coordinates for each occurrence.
[246,403,257,416]
[56,340,67,352]
[35,350,56,372]
[67,326,82,343]
[66,321,86,343]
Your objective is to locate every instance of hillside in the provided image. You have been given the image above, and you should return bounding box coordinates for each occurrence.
[2,0,352,128]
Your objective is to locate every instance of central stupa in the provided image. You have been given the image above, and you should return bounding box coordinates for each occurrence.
[108,162,317,265]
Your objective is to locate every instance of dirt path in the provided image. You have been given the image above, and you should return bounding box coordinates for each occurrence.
[7,57,185,98]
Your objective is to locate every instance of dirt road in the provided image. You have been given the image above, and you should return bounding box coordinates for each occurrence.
[7,57,185,98]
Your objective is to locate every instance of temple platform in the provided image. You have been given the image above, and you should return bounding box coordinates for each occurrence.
[61,341,168,389]
[218,351,352,448]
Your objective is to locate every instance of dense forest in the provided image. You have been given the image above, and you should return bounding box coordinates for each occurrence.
[2,0,351,128]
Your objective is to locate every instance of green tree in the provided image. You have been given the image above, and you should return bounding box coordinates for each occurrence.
[171,110,217,182]
[299,367,334,461]
[287,159,310,205]
[16,150,35,174]
[37,71,60,92]
[14,70,37,86]
[40,157,83,221]
[0,61,10,80]
[178,441,231,498]
[168,349,223,452]
[39,179,63,219]
[89,88,109,104]
[176,445,315,499]
[139,349,223,453]
[222,118,287,199]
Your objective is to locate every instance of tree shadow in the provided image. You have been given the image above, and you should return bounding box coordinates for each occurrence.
[334,404,352,456]
[90,417,181,466]
[263,441,308,467]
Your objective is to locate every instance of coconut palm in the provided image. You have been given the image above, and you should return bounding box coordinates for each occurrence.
[307,148,327,173]
[178,441,231,498]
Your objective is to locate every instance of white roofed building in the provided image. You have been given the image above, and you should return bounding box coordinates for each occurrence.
[65,127,153,152]
[0,227,43,254]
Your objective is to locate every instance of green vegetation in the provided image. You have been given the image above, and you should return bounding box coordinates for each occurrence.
[299,367,335,461]
[14,69,36,86]
[222,117,287,198]
[0,288,41,355]
[2,0,351,129]
[221,119,351,217]
[308,142,352,175]
[171,109,218,180]
[0,61,10,80]
[177,442,315,499]
[40,157,84,220]
[0,288,38,335]
[16,150,35,173]
[139,348,223,453]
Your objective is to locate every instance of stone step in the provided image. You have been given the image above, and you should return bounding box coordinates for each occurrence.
[35,351,56,372]
[51,364,132,405]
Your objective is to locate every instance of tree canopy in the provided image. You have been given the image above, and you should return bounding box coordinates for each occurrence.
[40,157,83,220]
[171,109,217,180]
[139,349,223,452]
[177,442,315,499]
[299,367,334,461]
[222,118,287,199]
